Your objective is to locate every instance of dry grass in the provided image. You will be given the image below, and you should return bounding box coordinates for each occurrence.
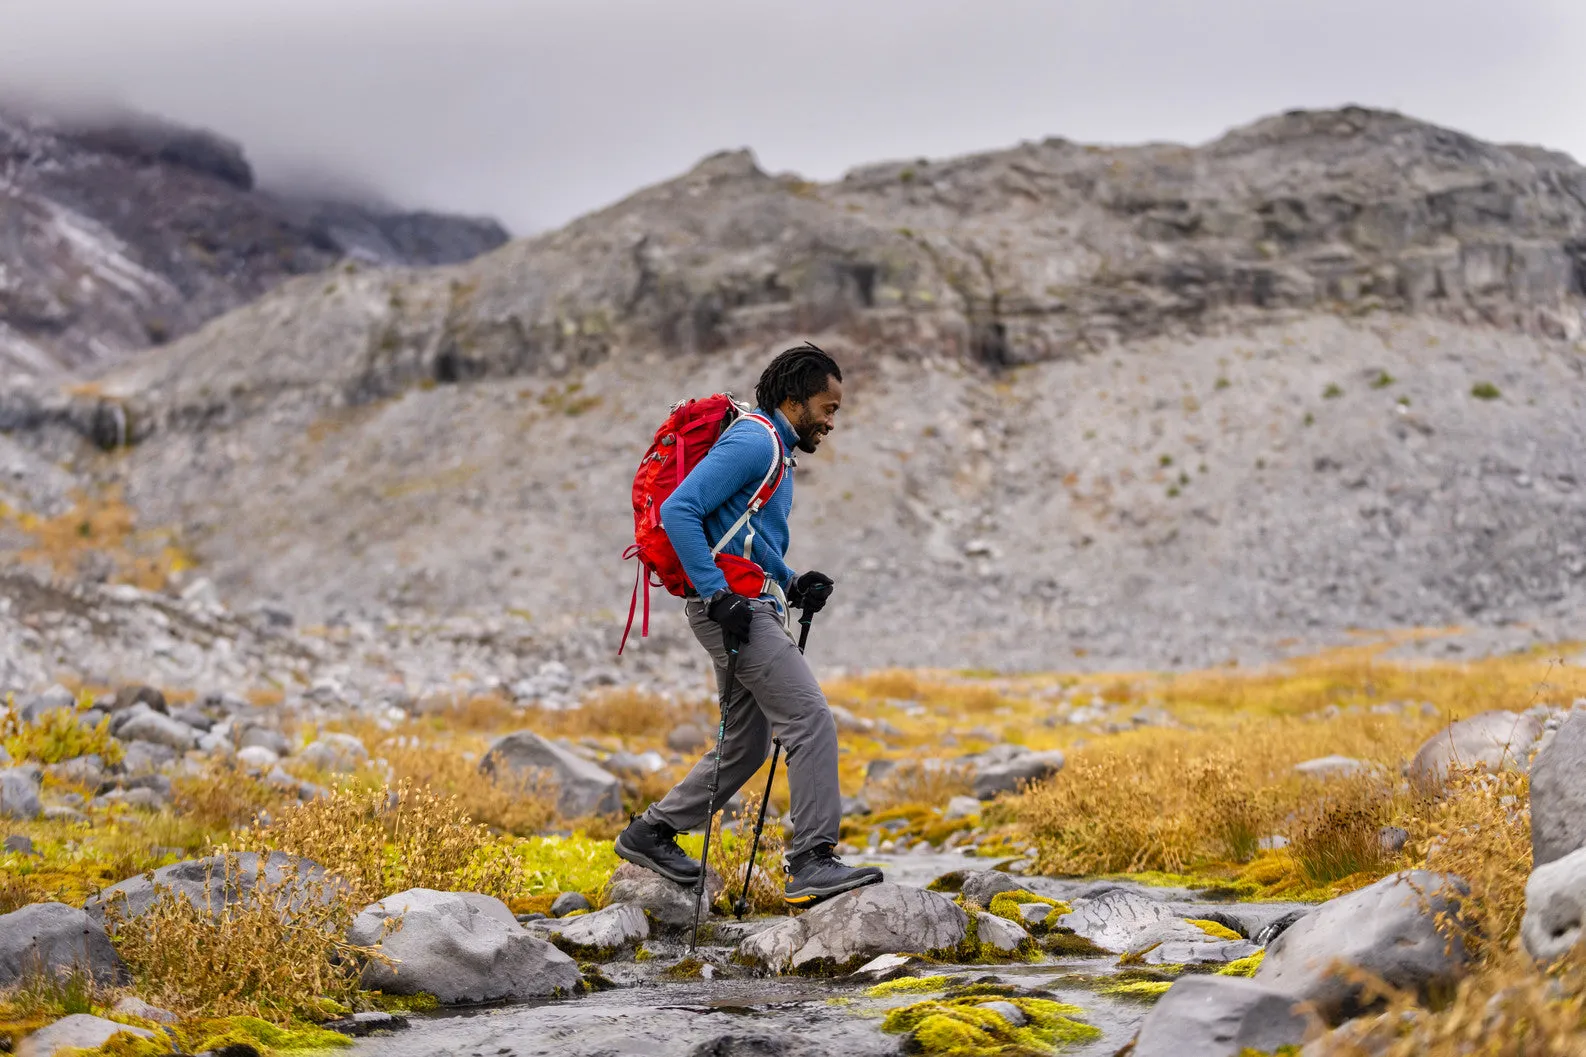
[242,781,527,905]
[0,486,193,591]
[102,854,382,1022]
[1290,775,1404,886]
[533,687,709,742]
[864,761,975,813]
[171,767,294,833]
[377,740,557,836]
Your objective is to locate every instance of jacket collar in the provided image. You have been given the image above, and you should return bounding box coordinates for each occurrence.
[759,407,802,454]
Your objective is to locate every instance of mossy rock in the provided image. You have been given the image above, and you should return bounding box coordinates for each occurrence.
[986,890,1071,931]
[865,974,958,998]
[881,995,1101,1055]
[1041,930,1109,957]
[926,871,967,894]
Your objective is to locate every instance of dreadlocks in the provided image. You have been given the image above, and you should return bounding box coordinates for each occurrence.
[755,342,842,414]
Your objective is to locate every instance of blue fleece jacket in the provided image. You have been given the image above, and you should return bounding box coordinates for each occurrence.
[660,407,799,600]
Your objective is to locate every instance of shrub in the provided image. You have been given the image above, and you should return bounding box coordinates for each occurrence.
[243,780,526,904]
[380,740,556,835]
[3,692,124,766]
[102,854,383,1022]
[1471,382,1501,400]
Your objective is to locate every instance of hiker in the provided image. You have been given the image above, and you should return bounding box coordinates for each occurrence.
[614,342,884,906]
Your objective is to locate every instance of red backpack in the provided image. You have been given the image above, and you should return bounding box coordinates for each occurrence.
[619,394,786,654]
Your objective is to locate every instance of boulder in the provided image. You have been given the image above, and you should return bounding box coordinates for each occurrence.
[1409,711,1542,792]
[85,851,338,922]
[667,723,710,753]
[545,903,648,955]
[1124,920,1262,967]
[19,684,75,723]
[1255,870,1469,1023]
[1132,976,1318,1057]
[0,903,127,987]
[236,745,280,772]
[298,733,369,773]
[239,726,291,756]
[348,888,581,1003]
[1293,755,1369,778]
[944,795,983,820]
[169,707,212,732]
[1521,844,1586,965]
[737,883,968,973]
[1051,887,1177,953]
[111,707,199,752]
[112,686,167,714]
[1530,711,1586,867]
[111,996,178,1024]
[959,869,1030,907]
[603,861,725,930]
[45,755,105,790]
[480,730,621,817]
[969,746,1065,799]
[550,892,592,917]
[16,1014,154,1057]
[973,910,1030,954]
[118,740,178,776]
[0,768,42,820]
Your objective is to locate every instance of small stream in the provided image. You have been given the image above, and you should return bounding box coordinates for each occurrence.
[349,852,1299,1057]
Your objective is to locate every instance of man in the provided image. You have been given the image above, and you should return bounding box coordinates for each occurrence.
[613,342,884,905]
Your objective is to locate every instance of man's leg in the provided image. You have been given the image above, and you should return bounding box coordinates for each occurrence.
[642,599,773,835]
[681,599,881,903]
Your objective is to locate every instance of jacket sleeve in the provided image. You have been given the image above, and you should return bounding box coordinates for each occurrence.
[660,423,778,599]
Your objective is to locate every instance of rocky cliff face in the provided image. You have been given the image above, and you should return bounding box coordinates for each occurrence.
[0,105,509,381]
[3,106,1586,672]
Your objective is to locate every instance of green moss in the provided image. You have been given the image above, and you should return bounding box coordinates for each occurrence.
[987,891,1071,926]
[865,974,955,997]
[1186,918,1242,941]
[1216,951,1265,977]
[633,945,654,962]
[364,991,438,1013]
[660,957,706,981]
[1041,931,1109,957]
[880,996,1101,1054]
[926,871,966,893]
[1098,979,1173,1000]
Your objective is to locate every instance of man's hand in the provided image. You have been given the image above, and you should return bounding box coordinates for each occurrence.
[706,590,754,651]
[789,570,835,614]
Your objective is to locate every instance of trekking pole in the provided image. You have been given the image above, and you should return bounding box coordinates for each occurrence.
[690,642,739,951]
[732,607,817,919]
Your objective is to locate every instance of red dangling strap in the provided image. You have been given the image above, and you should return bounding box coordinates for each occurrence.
[619,545,646,655]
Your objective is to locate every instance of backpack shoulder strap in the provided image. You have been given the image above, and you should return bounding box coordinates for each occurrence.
[709,412,789,560]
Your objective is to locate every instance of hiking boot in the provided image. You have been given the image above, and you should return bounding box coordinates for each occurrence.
[783,843,883,906]
[614,816,701,886]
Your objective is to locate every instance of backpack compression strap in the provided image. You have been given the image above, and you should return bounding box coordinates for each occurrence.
[709,412,789,565]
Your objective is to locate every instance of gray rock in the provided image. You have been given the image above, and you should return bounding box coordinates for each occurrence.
[978,1000,1028,1027]
[0,903,127,987]
[1530,711,1586,867]
[44,755,105,790]
[236,744,280,771]
[112,707,198,752]
[839,795,870,817]
[971,747,1065,799]
[1051,887,1177,953]
[959,869,1030,907]
[16,1014,153,1057]
[4,834,35,856]
[1016,902,1053,928]
[1293,755,1369,778]
[1132,976,1319,1057]
[944,795,982,820]
[737,883,968,972]
[41,806,88,824]
[85,851,338,922]
[1409,711,1542,792]
[169,707,213,731]
[239,725,292,756]
[1126,921,1262,966]
[298,732,369,773]
[1379,825,1411,857]
[111,995,178,1024]
[480,730,621,817]
[1255,870,1469,1023]
[973,910,1030,954]
[348,888,581,1003]
[0,744,9,766]
[667,723,709,753]
[0,768,42,819]
[112,686,167,714]
[546,902,648,954]
[550,892,592,917]
[603,861,725,930]
[20,684,76,723]
[118,740,178,775]
[1521,844,1586,965]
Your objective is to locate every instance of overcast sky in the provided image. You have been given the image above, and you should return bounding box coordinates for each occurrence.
[1,0,1581,235]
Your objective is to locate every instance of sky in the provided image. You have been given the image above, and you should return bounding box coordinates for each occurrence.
[1,0,1581,236]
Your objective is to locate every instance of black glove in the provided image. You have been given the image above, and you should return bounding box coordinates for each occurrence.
[788,570,835,614]
[706,590,754,651]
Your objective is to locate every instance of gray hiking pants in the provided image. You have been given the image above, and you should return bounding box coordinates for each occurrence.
[643,597,840,858]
